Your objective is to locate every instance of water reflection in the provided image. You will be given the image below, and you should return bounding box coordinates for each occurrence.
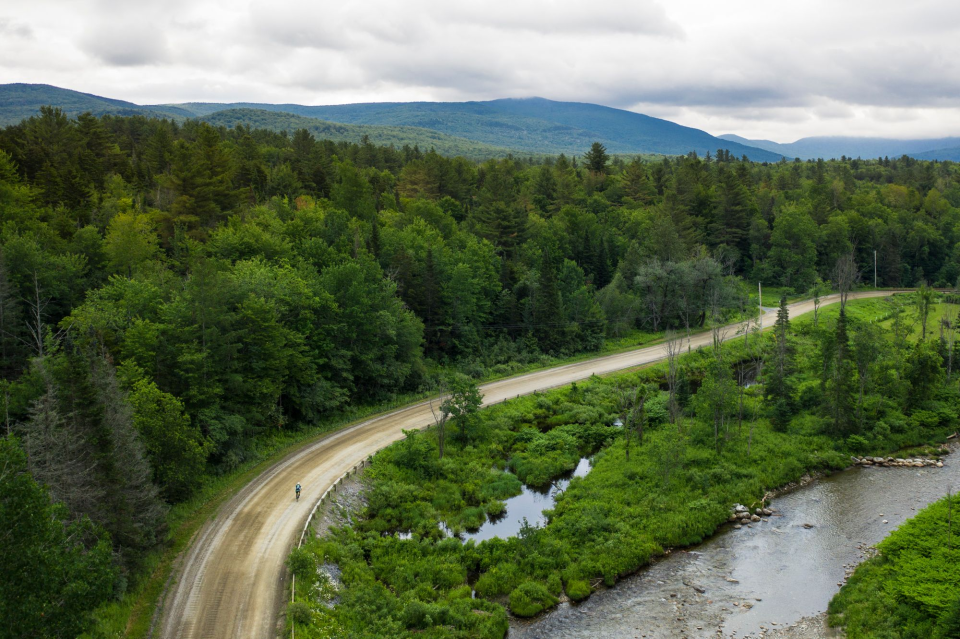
[458,457,592,543]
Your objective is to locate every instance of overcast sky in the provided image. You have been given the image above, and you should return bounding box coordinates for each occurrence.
[2,0,958,141]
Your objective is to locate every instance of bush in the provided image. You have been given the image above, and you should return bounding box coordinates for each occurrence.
[509,581,559,617]
[846,434,870,455]
[566,579,592,601]
[287,547,316,580]
[458,506,487,531]
[287,601,312,625]
[484,500,506,518]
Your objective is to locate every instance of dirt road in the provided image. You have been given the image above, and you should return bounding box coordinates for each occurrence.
[156,290,903,639]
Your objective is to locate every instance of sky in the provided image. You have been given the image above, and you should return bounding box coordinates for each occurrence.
[1,0,959,142]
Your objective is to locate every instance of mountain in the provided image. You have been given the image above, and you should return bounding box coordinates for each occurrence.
[174,97,783,161]
[718,133,960,161]
[1,83,782,160]
[200,109,511,159]
[0,83,193,125]
[907,146,960,162]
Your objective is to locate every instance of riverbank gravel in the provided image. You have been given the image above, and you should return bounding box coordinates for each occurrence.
[735,613,842,639]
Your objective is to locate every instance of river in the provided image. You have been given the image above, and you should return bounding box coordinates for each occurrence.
[510,447,958,638]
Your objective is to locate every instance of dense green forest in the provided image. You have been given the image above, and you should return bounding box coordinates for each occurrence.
[2,105,960,635]
[289,296,960,637]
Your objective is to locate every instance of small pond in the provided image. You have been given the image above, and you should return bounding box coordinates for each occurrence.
[455,457,592,543]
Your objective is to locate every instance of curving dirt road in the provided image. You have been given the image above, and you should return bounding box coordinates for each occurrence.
[156,290,906,639]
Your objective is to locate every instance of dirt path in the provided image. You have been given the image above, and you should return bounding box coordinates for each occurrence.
[156,290,903,639]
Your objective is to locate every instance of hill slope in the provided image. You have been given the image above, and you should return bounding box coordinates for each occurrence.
[0,83,193,125]
[176,97,783,160]
[1,83,781,160]
[200,109,511,158]
[719,133,960,161]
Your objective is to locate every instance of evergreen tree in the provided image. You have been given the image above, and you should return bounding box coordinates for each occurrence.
[0,436,116,639]
[766,294,794,430]
[584,142,609,175]
[533,253,564,354]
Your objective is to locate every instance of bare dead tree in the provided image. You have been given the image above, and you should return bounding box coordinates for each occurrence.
[632,387,650,448]
[617,384,651,461]
[617,386,637,462]
[710,325,731,452]
[429,380,451,460]
[665,332,683,432]
[833,253,861,312]
[748,318,765,456]
[24,386,104,517]
[943,314,956,382]
[2,381,9,437]
[24,271,51,357]
[809,278,825,329]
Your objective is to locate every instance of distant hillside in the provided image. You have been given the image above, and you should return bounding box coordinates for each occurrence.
[911,146,960,162]
[0,83,192,125]
[200,109,511,158]
[1,83,781,160]
[719,133,960,161]
[175,97,783,161]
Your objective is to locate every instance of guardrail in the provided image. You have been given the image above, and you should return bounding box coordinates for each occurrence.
[290,456,371,639]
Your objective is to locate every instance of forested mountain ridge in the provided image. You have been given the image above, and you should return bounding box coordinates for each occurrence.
[719,133,960,161]
[2,105,960,635]
[173,96,784,160]
[199,108,512,159]
[0,83,194,125]
[0,83,781,160]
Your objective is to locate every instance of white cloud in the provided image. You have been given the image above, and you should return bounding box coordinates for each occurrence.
[1,0,959,140]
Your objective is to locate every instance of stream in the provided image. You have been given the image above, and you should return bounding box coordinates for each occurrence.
[510,448,959,638]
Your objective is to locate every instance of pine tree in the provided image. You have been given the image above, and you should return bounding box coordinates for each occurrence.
[584,142,609,175]
[766,295,794,430]
[533,253,564,354]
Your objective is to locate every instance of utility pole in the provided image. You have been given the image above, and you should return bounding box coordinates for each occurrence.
[759,282,762,329]
[874,250,877,289]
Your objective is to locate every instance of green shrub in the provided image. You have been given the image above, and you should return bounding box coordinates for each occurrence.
[566,579,592,601]
[474,563,523,597]
[481,472,522,500]
[458,506,487,531]
[448,584,472,599]
[287,547,316,580]
[287,601,312,625]
[846,434,870,455]
[509,581,559,617]
[484,500,507,518]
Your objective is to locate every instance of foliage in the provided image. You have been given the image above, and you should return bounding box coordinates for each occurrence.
[0,436,116,638]
[509,581,559,617]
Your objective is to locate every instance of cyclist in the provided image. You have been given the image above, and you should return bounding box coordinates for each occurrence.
[295,483,301,501]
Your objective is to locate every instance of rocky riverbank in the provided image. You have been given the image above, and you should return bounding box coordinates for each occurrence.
[850,454,945,468]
